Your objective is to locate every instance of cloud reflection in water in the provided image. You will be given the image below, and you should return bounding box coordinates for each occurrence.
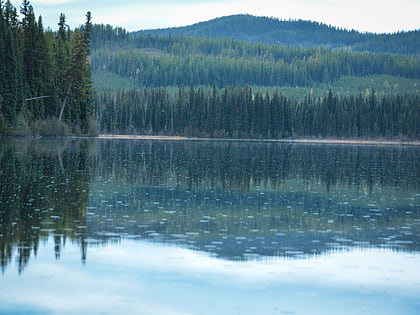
[1,239,419,315]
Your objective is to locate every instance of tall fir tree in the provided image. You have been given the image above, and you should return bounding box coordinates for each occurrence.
[0,1,94,135]
[0,0,23,124]
[59,12,93,133]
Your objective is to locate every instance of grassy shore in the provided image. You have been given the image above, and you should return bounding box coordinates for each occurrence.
[98,134,420,146]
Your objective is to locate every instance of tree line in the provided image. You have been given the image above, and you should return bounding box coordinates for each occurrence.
[89,24,420,141]
[96,86,419,139]
[0,0,94,136]
[1,9,419,139]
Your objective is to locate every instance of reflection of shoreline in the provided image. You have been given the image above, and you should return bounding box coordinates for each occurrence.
[98,134,420,146]
[1,139,418,273]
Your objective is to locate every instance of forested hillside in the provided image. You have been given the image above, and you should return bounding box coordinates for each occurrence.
[1,5,419,139]
[0,1,95,136]
[91,25,420,89]
[135,14,420,54]
[90,22,420,139]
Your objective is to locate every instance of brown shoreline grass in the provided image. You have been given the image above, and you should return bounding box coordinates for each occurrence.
[98,134,420,146]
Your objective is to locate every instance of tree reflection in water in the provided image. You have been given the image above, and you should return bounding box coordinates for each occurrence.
[0,139,419,272]
[0,139,94,273]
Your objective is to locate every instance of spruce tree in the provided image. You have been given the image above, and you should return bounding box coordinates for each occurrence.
[58,12,93,133]
[0,0,22,124]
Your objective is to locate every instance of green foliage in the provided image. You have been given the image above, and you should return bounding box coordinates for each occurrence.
[317,75,420,97]
[11,114,32,136]
[90,22,419,140]
[96,86,420,139]
[93,70,136,91]
[0,1,22,124]
[0,115,5,135]
[0,95,5,134]
[90,31,420,89]
[90,23,129,49]
[34,119,70,137]
[0,1,94,136]
[84,118,99,137]
[235,75,420,101]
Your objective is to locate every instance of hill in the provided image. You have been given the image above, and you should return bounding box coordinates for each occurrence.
[91,23,420,90]
[134,14,420,54]
[89,21,420,139]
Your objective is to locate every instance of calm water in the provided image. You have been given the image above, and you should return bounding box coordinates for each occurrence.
[0,138,419,314]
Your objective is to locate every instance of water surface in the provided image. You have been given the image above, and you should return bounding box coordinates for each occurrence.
[1,138,419,314]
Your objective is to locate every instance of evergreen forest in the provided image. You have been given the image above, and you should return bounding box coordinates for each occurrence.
[97,86,419,139]
[0,0,95,136]
[91,21,420,139]
[1,3,419,139]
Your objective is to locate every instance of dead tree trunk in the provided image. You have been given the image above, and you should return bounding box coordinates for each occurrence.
[25,95,52,101]
[58,82,72,122]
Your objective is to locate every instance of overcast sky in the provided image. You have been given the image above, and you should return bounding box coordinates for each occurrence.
[8,0,420,33]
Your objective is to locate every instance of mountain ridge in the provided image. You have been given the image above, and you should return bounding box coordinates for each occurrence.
[134,14,420,54]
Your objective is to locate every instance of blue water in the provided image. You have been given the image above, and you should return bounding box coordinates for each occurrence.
[1,239,419,315]
[1,138,419,314]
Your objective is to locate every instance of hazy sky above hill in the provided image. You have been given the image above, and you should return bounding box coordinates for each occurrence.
[9,0,420,33]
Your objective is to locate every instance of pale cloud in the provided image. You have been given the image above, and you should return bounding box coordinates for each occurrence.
[7,0,420,33]
[91,0,420,33]
[1,239,419,313]
[87,0,420,33]
[316,0,420,33]
[91,241,420,295]
[32,0,75,4]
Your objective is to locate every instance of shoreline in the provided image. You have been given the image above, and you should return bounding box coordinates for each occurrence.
[98,134,420,146]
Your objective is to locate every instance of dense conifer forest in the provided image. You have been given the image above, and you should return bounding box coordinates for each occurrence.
[91,23,419,139]
[1,4,419,139]
[91,27,420,88]
[97,86,419,139]
[0,0,95,136]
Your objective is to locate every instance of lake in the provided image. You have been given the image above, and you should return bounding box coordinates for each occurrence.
[0,138,419,314]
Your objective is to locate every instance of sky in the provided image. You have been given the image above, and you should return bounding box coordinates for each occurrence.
[7,0,420,34]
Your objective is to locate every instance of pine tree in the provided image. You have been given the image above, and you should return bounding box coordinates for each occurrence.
[59,12,93,133]
[0,0,23,124]
[55,13,71,117]
[0,1,7,122]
